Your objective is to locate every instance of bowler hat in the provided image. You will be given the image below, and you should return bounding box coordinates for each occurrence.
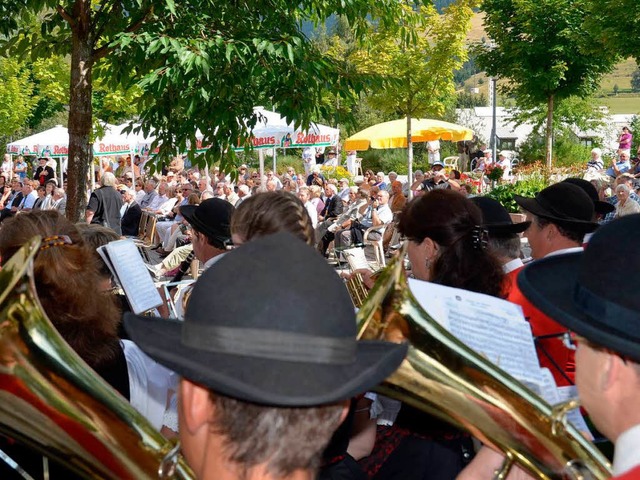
[124,233,407,406]
[561,178,615,215]
[180,198,234,249]
[514,182,598,232]
[518,214,640,363]
[470,196,530,235]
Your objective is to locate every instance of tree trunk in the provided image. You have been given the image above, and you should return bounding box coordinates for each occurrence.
[66,0,93,223]
[545,94,554,170]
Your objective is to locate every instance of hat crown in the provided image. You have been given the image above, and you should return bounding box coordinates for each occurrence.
[579,215,640,312]
[536,183,594,222]
[186,233,356,339]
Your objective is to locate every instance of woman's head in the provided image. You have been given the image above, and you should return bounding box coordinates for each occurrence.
[398,190,504,297]
[616,183,630,202]
[0,211,121,368]
[45,180,56,194]
[231,192,314,246]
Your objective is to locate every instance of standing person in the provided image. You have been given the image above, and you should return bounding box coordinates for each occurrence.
[120,187,143,236]
[13,155,27,181]
[86,171,123,235]
[33,157,55,186]
[618,126,632,157]
[124,233,407,480]
[459,215,640,480]
[302,146,316,176]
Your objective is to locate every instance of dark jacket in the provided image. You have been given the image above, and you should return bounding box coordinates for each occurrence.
[321,194,344,220]
[121,201,142,237]
[87,186,123,235]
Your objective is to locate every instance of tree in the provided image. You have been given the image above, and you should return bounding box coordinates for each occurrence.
[0,58,35,137]
[1,0,408,222]
[632,70,640,93]
[585,0,640,60]
[477,0,617,168]
[350,0,477,184]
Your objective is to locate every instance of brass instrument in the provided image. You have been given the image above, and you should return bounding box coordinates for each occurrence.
[0,237,194,479]
[345,272,370,308]
[357,246,611,480]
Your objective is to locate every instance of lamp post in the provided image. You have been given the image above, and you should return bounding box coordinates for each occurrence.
[489,76,497,165]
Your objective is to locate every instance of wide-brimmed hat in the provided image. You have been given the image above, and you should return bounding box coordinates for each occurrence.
[561,178,614,215]
[124,233,407,406]
[514,182,598,232]
[180,198,234,248]
[470,196,530,235]
[518,214,640,363]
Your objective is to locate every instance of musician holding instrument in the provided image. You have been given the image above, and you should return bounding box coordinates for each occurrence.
[459,215,640,480]
[0,211,178,479]
[356,189,505,480]
[124,233,407,480]
[508,182,600,387]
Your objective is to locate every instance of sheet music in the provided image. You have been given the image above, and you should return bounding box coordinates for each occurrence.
[98,239,163,314]
[407,278,592,435]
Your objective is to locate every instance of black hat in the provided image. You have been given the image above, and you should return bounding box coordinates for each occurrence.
[518,214,640,363]
[514,182,598,232]
[181,198,234,248]
[561,177,614,215]
[469,196,530,235]
[124,233,407,406]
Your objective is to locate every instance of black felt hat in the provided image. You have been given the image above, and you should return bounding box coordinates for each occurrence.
[180,198,234,248]
[518,214,640,363]
[124,232,407,406]
[470,196,530,235]
[514,182,598,232]
[561,177,615,215]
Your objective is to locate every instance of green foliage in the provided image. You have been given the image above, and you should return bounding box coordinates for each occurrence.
[517,130,593,167]
[361,149,414,174]
[0,58,35,136]
[477,0,618,166]
[585,0,640,61]
[486,174,549,212]
[632,70,640,93]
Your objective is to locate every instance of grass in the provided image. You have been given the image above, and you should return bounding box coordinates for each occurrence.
[597,97,640,114]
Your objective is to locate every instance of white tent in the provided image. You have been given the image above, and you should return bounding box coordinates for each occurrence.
[6,125,69,158]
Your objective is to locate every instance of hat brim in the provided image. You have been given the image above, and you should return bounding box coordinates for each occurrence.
[518,253,640,363]
[484,221,531,235]
[180,205,214,239]
[594,200,615,215]
[513,195,599,231]
[124,314,408,407]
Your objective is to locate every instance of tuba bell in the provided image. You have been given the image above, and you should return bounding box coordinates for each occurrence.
[357,246,611,480]
[0,237,194,479]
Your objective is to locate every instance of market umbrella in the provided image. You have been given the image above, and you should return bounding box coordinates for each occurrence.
[344,118,473,198]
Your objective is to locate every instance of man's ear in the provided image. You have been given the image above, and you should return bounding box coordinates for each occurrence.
[600,353,620,392]
[180,379,214,434]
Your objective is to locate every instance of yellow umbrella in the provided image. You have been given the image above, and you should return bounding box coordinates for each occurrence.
[344,118,473,151]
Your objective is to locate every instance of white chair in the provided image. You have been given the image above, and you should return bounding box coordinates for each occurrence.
[363,222,391,269]
[354,157,364,177]
[443,156,459,170]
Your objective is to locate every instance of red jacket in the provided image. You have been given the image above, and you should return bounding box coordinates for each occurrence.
[614,465,640,480]
[507,266,575,387]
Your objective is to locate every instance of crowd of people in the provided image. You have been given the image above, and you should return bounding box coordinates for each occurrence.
[2,142,640,480]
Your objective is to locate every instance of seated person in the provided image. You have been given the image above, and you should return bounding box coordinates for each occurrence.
[586,147,604,171]
[334,190,392,250]
[606,151,631,178]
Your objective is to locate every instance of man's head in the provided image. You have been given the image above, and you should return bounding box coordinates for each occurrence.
[391,180,403,195]
[619,151,630,163]
[100,172,117,188]
[237,184,250,198]
[431,161,444,172]
[124,234,406,476]
[53,188,65,201]
[518,215,640,440]
[376,189,390,205]
[22,180,34,195]
[324,183,337,198]
[121,187,135,204]
[591,148,602,159]
[470,196,529,262]
[198,178,209,192]
[266,179,277,192]
[514,183,598,259]
[180,198,234,262]
[144,180,156,193]
[297,186,310,203]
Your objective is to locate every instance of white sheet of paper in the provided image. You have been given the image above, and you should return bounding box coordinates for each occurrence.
[98,239,163,314]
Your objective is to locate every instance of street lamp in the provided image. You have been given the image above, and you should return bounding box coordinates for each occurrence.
[489,76,497,165]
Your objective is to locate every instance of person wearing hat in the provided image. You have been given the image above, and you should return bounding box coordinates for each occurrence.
[125,233,407,480]
[459,215,640,480]
[561,177,615,243]
[469,196,530,296]
[508,182,599,386]
[497,151,511,179]
[417,162,449,193]
[324,148,339,167]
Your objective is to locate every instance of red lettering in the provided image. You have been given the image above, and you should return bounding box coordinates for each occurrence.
[53,146,69,155]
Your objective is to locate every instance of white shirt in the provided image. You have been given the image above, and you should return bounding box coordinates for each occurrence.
[304,200,318,228]
[502,257,524,274]
[613,424,640,475]
[122,339,178,431]
[545,246,584,258]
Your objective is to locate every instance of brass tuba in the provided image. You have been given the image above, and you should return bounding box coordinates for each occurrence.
[0,237,194,479]
[357,247,611,480]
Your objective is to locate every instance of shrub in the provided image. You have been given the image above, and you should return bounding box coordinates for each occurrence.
[486,172,549,212]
